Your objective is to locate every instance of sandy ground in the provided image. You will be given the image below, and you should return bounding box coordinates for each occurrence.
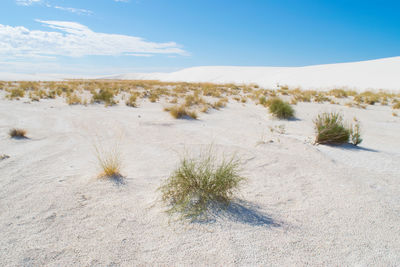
[0,96,399,266]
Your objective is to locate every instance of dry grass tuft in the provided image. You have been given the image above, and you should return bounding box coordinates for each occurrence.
[9,128,27,139]
[166,105,198,119]
[94,142,123,178]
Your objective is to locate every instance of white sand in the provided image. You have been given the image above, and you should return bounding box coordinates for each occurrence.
[1,57,400,92]
[1,95,399,266]
[106,57,400,92]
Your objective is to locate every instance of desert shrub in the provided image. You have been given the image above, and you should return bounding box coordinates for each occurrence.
[393,102,400,109]
[7,88,25,99]
[258,96,267,105]
[268,98,295,119]
[314,112,362,146]
[314,112,349,144]
[92,89,116,106]
[160,149,245,219]
[125,94,137,107]
[94,143,122,178]
[66,93,82,105]
[9,128,27,138]
[349,119,363,146]
[166,105,198,119]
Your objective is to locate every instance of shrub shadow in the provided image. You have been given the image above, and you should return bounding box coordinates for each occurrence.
[325,143,379,152]
[99,174,126,186]
[195,199,281,227]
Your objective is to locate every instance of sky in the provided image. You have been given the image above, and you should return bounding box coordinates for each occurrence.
[0,0,399,74]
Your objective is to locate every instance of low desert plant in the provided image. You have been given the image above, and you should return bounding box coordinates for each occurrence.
[268,98,295,119]
[92,89,116,106]
[159,149,245,219]
[7,88,25,99]
[166,105,198,119]
[94,142,122,178]
[66,93,82,105]
[349,118,363,146]
[9,128,27,138]
[125,94,137,107]
[393,102,400,109]
[314,112,362,145]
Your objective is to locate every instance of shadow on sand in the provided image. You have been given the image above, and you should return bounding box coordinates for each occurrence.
[195,199,281,227]
[326,143,379,152]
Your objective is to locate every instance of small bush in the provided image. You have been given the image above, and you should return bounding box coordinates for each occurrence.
[160,149,245,219]
[95,143,122,178]
[9,128,27,138]
[66,93,82,105]
[350,118,363,146]
[268,98,295,119]
[314,112,362,146]
[125,94,137,107]
[92,89,116,106]
[7,88,25,99]
[166,105,198,119]
[393,102,400,109]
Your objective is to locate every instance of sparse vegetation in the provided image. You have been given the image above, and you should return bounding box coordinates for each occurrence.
[268,98,295,119]
[160,149,245,219]
[165,105,198,119]
[314,112,362,146]
[92,89,116,106]
[94,142,123,178]
[9,128,27,139]
[126,94,138,107]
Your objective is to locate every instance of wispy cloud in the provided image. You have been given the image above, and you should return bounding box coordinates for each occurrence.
[0,20,188,59]
[15,0,93,15]
[16,0,42,6]
[53,6,93,15]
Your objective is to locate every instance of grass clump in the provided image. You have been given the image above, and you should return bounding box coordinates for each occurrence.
[166,105,198,119]
[9,128,27,139]
[314,112,362,146]
[92,89,116,106]
[125,94,138,107]
[160,149,245,219]
[268,98,295,119]
[94,143,123,178]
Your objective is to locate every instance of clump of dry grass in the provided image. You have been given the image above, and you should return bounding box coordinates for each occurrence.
[125,94,138,107]
[159,148,246,219]
[66,93,82,105]
[7,88,25,99]
[9,128,27,139]
[94,142,123,178]
[92,89,116,106]
[165,105,198,119]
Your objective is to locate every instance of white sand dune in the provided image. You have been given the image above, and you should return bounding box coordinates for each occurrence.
[1,96,399,265]
[1,57,400,91]
[107,57,400,91]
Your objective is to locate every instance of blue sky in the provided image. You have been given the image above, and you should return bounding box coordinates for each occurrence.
[0,0,399,74]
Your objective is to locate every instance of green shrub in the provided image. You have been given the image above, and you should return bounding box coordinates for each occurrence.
[92,89,116,106]
[160,149,245,219]
[314,112,362,146]
[268,98,295,119]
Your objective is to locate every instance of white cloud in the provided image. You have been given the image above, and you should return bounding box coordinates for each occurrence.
[53,6,93,15]
[16,0,42,6]
[0,20,188,59]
